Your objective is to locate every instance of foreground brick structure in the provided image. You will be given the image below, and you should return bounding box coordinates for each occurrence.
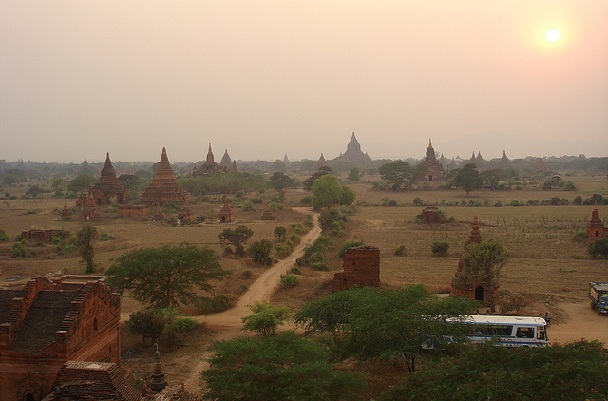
[587,208,606,240]
[450,217,498,306]
[0,276,120,401]
[333,246,380,292]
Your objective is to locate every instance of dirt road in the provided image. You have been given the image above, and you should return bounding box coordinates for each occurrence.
[548,300,608,345]
[181,207,321,390]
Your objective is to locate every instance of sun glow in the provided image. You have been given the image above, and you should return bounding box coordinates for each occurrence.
[545,29,561,43]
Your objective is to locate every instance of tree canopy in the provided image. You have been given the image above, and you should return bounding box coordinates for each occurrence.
[449,163,483,195]
[241,302,291,335]
[105,243,227,308]
[75,225,98,273]
[378,161,413,190]
[384,340,608,401]
[294,285,477,371]
[461,239,508,313]
[201,331,367,401]
[218,225,254,256]
[311,174,355,209]
[268,172,298,193]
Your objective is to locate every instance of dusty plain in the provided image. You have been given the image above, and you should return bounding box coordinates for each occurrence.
[0,173,607,395]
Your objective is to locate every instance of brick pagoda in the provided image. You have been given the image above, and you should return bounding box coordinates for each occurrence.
[141,147,189,206]
[90,152,128,205]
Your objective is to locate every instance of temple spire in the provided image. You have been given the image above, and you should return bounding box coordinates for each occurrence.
[148,344,168,393]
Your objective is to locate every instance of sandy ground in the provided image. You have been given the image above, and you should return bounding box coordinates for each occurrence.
[548,301,608,345]
[180,207,322,390]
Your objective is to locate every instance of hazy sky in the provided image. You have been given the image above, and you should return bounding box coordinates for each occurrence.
[1,1,607,163]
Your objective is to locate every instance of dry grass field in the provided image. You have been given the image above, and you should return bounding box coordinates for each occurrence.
[0,173,607,395]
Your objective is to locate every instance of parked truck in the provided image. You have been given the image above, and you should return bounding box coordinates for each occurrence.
[589,281,608,315]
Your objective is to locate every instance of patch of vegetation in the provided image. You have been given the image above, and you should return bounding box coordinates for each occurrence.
[431,240,449,257]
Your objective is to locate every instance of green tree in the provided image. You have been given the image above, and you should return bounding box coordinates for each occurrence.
[303,166,332,190]
[75,226,98,273]
[51,177,66,197]
[241,301,290,335]
[268,172,298,193]
[218,225,254,257]
[384,340,608,401]
[312,174,355,209]
[462,239,508,313]
[105,243,227,308]
[294,285,477,372]
[126,309,166,344]
[248,239,274,266]
[274,226,287,241]
[347,167,361,182]
[588,236,608,258]
[202,331,367,401]
[25,184,47,199]
[318,208,345,235]
[67,173,97,195]
[378,161,413,190]
[450,163,483,195]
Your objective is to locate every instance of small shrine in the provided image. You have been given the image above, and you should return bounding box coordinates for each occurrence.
[59,201,73,220]
[260,207,276,220]
[450,216,497,306]
[141,147,189,206]
[332,246,380,292]
[90,153,128,205]
[218,197,233,223]
[178,201,191,222]
[76,188,102,221]
[587,208,606,240]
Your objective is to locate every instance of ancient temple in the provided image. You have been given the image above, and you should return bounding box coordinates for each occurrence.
[192,144,235,175]
[218,196,233,223]
[499,150,511,169]
[332,132,372,168]
[90,153,128,205]
[450,216,497,306]
[587,208,606,240]
[332,246,380,292]
[76,187,102,220]
[317,153,327,168]
[141,147,189,206]
[416,139,446,181]
[0,276,121,401]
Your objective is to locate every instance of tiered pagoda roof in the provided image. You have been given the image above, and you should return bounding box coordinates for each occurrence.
[141,148,189,206]
[91,153,128,204]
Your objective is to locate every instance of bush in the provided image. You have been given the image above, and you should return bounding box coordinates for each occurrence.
[11,241,26,258]
[0,230,9,243]
[197,295,235,314]
[573,231,588,244]
[310,260,329,271]
[290,266,302,275]
[413,197,424,206]
[431,241,449,257]
[497,290,531,314]
[248,239,274,266]
[280,274,299,289]
[174,317,198,332]
[338,240,365,257]
[394,244,406,257]
[588,237,608,259]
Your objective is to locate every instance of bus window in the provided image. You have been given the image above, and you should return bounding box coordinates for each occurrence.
[516,327,534,338]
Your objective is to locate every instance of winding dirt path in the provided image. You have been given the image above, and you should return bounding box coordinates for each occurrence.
[181,207,321,390]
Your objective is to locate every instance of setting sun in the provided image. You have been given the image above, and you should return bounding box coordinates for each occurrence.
[545,28,561,43]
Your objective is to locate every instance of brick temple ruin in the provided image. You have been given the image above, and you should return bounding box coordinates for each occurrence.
[450,216,498,306]
[587,208,606,240]
[416,139,446,181]
[90,153,128,205]
[141,147,189,206]
[332,246,381,292]
[192,143,237,175]
[0,276,121,401]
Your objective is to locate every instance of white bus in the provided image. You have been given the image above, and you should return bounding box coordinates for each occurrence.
[445,315,549,348]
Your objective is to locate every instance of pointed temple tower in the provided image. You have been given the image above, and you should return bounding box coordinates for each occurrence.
[192,143,235,175]
[499,150,511,169]
[332,132,372,168]
[141,147,189,206]
[218,196,233,223]
[416,139,446,181]
[90,153,128,205]
[587,208,606,240]
[148,344,168,393]
[450,216,498,306]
